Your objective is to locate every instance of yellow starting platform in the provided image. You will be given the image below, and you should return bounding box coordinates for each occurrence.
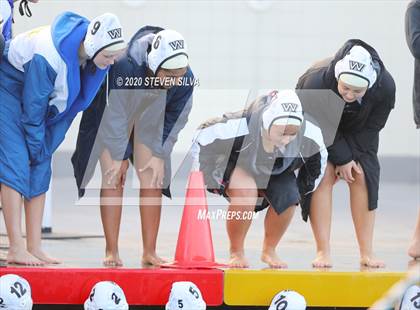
[224,270,408,308]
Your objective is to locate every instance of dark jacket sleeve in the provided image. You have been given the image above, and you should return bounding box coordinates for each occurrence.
[99,71,132,160]
[296,63,352,166]
[99,92,132,160]
[350,72,395,158]
[329,77,395,165]
[406,1,420,59]
[139,70,194,159]
[406,1,420,128]
[326,137,352,165]
[297,122,329,221]
[195,116,248,192]
[298,146,328,222]
[297,153,319,222]
[71,79,107,197]
[99,59,143,160]
[162,78,194,157]
[199,136,239,192]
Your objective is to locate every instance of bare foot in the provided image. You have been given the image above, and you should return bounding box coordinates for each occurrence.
[28,248,61,264]
[360,255,385,268]
[141,252,167,267]
[103,252,123,267]
[312,251,332,268]
[229,252,249,268]
[408,237,420,260]
[7,248,44,266]
[261,250,287,269]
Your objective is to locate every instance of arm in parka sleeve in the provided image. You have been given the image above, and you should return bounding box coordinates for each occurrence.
[327,135,353,165]
[140,73,194,159]
[297,120,329,196]
[298,145,328,195]
[161,82,193,157]
[295,64,352,166]
[22,54,57,163]
[328,89,395,164]
[195,116,249,187]
[99,74,133,160]
[406,1,420,59]
[297,121,328,222]
[350,73,396,156]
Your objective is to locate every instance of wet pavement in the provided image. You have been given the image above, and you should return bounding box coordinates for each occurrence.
[1,173,418,272]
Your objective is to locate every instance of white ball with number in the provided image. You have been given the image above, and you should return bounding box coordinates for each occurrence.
[84,281,128,310]
[398,285,420,310]
[268,290,306,310]
[0,274,33,310]
[165,281,206,310]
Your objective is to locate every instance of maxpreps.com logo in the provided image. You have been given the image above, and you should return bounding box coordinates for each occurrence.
[108,28,122,40]
[168,40,185,51]
[349,60,365,72]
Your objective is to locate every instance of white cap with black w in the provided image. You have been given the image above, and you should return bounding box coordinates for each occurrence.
[84,13,126,59]
[147,29,189,74]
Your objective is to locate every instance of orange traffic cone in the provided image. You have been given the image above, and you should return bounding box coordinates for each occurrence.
[163,171,225,269]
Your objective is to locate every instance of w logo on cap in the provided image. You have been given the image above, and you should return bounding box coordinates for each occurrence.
[349,60,365,72]
[281,103,298,112]
[108,28,122,40]
[169,40,185,51]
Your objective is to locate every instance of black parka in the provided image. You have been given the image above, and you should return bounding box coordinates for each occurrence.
[296,39,396,211]
[406,0,420,128]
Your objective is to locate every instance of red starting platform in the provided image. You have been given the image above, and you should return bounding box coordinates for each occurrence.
[0,267,224,306]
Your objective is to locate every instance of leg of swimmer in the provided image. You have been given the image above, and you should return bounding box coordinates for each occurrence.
[100,187,124,267]
[225,167,258,268]
[261,205,296,268]
[135,143,166,267]
[408,209,420,259]
[349,164,384,268]
[99,154,128,267]
[139,188,165,267]
[1,184,43,266]
[309,161,336,268]
[25,194,60,264]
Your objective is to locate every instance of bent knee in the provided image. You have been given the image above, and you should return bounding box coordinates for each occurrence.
[227,185,258,195]
[135,165,153,184]
[226,187,259,209]
[352,164,366,185]
[318,162,336,188]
